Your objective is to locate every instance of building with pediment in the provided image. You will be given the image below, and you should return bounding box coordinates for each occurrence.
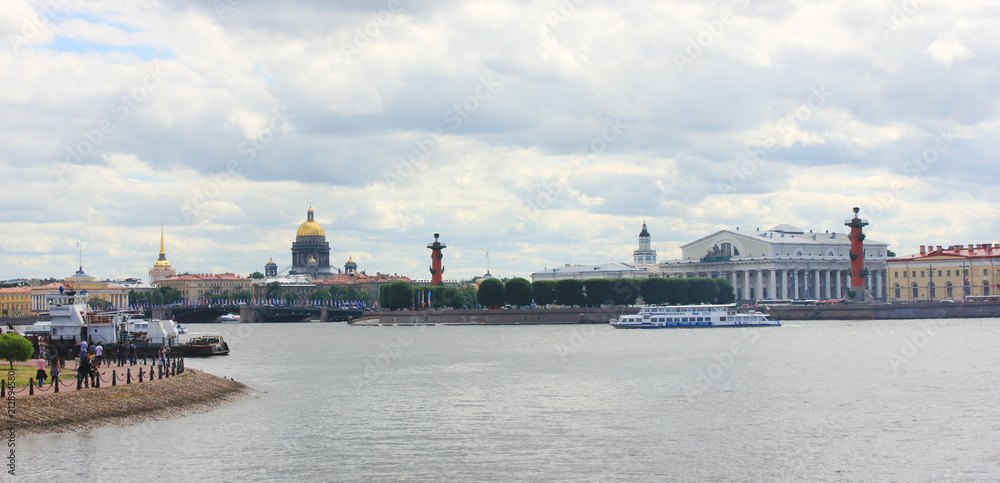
[653,223,889,301]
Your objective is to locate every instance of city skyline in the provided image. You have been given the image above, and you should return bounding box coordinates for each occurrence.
[2,1,998,281]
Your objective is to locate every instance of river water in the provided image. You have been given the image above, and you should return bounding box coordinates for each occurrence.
[15,318,1000,481]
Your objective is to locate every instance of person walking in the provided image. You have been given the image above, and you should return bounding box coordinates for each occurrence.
[49,356,60,386]
[35,357,47,388]
[128,341,137,366]
[79,339,88,362]
[78,355,91,388]
[158,346,167,370]
[94,342,104,368]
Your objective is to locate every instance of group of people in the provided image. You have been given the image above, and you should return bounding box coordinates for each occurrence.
[34,345,59,388]
[30,338,171,390]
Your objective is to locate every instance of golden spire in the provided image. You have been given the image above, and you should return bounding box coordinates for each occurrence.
[159,219,165,255]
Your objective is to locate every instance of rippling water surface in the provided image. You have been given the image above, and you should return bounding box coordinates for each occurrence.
[17,319,1000,481]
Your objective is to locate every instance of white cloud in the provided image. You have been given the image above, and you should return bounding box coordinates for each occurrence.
[0,0,999,282]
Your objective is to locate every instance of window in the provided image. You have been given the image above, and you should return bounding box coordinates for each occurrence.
[946,282,953,298]
[985,282,991,296]
[947,270,951,277]
[938,270,942,277]
[929,283,936,298]
[894,284,901,299]
[985,269,989,276]
[912,271,916,278]
[911,283,919,299]
[894,271,898,278]
[921,271,925,277]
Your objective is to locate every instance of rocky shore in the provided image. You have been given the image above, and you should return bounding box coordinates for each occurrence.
[15,369,253,435]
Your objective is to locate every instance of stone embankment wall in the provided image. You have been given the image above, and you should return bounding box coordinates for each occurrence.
[354,306,641,325]
[16,369,251,434]
[768,302,1000,321]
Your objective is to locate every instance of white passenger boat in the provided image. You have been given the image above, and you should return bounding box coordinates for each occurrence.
[610,304,780,328]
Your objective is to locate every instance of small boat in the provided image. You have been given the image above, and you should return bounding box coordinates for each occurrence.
[610,304,780,328]
[219,313,241,323]
[176,324,188,334]
[171,334,230,356]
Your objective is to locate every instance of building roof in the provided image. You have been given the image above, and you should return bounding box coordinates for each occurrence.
[536,262,650,275]
[889,243,1000,262]
[160,274,249,282]
[682,226,888,249]
[314,272,413,286]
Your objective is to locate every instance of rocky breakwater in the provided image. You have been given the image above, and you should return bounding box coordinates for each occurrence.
[15,369,252,434]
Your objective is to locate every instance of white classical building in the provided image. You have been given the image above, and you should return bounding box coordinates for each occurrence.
[653,224,889,301]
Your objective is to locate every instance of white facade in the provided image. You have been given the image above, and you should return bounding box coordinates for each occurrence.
[655,224,889,301]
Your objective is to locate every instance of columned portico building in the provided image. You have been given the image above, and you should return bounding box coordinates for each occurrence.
[652,225,889,301]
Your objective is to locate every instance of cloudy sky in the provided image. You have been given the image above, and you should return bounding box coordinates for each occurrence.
[1,0,997,282]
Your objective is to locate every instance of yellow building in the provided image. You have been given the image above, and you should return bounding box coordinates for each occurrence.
[0,286,33,317]
[155,274,252,302]
[887,244,1000,302]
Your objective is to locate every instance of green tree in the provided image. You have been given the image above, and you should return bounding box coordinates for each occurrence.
[0,332,34,369]
[640,278,670,305]
[233,290,253,302]
[310,288,330,301]
[249,271,265,279]
[283,291,299,302]
[688,277,720,304]
[461,284,478,308]
[504,278,532,307]
[265,281,283,299]
[383,282,413,310]
[714,278,736,304]
[610,278,639,305]
[554,279,586,307]
[584,279,614,307]
[664,278,689,305]
[531,281,556,307]
[477,278,505,308]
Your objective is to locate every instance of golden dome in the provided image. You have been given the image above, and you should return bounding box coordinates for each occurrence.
[296,207,326,237]
[153,259,172,268]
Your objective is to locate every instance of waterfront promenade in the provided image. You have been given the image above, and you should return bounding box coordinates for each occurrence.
[7,358,173,396]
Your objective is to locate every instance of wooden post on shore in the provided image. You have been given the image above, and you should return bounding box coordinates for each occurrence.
[54,376,59,393]
[112,371,117,386]
[127,369,131,384]
[138,368,143,382]
[29,379,34,395]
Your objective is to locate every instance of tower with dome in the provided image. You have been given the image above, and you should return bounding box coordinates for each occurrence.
[290,207,332,277]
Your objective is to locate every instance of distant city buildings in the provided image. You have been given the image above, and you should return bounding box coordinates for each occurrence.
[887,244,1000,301]
[532,218,891,302]
[154,273,252,302]
[28,267,130,313]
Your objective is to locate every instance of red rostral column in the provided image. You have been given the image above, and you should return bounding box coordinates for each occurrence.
[428,233,446,286]
[845,207,869,301]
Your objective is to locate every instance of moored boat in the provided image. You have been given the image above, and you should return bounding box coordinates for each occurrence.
[610,304,780,328]
[171,334,229,356]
